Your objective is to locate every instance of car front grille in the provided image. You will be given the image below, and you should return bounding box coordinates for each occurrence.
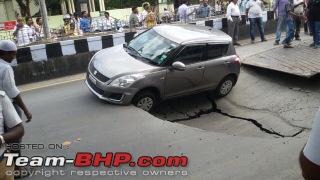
[89,62,110,82]
[87,74,104,95]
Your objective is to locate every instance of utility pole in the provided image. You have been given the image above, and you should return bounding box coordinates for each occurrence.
[39,0,50,40]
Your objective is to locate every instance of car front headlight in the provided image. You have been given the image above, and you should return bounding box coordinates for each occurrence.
[109,74,145,88]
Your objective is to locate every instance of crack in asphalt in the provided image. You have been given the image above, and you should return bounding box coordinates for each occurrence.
[167,96,304,138]
[223,97,312,130]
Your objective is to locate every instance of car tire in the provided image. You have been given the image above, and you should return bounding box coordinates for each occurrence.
[215,76,235,97]
[132,91,157,112]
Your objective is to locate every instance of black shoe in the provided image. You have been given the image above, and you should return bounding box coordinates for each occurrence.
[283,43,293,48]
[233,43,241,46]
[261,39,268,42]
[283,41,292,45]
[295,37,301,41]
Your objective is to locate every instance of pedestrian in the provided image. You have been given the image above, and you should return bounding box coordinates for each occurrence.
[145,6,156,29]
[140,3,149,27]
[73,12,83,36]
[307,0,320,48]
[12,17,32,47]
[281,0,306,48]
[0,40,32,178]
[227,0,242,46]
[246,0,268,43]
[162,8,172,23]
[63,14,78,36]
[35,17,44,41]
[273,0,288,45]
[299,106,320,179]
[130,6,141,28]
[197,0,210,18]
[80,11,92,33]
[25,16,37,43]
[293,0,306,40]
[103,12,115,31]
[178,0,188,23]
[0,91,25,180]
[215,1,222,15]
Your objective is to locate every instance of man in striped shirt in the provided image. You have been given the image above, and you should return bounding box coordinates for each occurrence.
[12,17,33,47]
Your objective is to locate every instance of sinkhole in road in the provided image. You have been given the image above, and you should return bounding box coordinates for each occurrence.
[153,94,304,138]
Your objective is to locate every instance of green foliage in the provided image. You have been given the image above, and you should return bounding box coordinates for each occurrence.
[46,0,68,16]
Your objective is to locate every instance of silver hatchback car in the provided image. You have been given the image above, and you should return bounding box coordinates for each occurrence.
[85,25,241,112]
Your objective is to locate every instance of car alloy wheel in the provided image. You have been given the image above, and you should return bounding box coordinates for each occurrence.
[137,97,154,112]
[215,76,235,97]
[220,80,233,95]
[132,90,157,112]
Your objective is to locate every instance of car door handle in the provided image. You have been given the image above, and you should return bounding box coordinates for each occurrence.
[196,66,205,70]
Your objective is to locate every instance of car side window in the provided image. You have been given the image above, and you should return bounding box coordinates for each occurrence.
[207,44,229,60]
[175,46,204,65]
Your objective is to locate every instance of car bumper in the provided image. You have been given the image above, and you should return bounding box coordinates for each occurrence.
[85,74,137,105]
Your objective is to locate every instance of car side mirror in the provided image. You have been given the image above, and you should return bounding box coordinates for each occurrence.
[172,61,186,71]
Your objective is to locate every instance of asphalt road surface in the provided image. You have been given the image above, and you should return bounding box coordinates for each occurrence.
[17,68,320,180]
[16,39,320,180]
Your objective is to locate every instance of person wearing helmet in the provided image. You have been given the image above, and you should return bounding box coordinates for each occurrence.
[63,14,78,36]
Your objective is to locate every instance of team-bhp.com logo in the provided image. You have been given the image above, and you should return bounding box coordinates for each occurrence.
[4,152,188,167]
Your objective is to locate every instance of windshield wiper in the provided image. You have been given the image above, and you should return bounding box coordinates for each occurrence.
[139,56,158,65]
[127,45,140,55]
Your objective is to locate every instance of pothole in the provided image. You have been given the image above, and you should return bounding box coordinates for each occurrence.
[152,93,304,138]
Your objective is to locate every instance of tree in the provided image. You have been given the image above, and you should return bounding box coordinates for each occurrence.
[16,0,31,16]
[15,0,67,17]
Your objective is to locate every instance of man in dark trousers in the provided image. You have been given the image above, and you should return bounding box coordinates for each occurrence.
[227,0,242,46]
[281,0,306,48]
[0,40,32,178]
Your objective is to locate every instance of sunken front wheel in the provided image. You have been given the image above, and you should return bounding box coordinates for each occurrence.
[132,91,156,112]
[215,76,235,97]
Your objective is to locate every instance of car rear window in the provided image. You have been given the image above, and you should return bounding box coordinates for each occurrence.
[207,44,229,59]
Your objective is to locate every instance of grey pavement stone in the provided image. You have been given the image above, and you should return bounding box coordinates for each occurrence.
[238,33,318,77]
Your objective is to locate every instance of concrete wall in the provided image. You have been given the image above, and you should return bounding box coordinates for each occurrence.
[13,32,136,85]
[13,11,277,85]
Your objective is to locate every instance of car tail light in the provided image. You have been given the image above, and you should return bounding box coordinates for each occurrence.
[234,56,241,66]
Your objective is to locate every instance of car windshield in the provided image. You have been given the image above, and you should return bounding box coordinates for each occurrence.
[128,29,178,65]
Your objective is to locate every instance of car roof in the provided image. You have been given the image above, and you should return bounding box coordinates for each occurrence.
[153,25,232,44]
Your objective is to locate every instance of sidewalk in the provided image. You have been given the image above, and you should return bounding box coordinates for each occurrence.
[236,32,319,78]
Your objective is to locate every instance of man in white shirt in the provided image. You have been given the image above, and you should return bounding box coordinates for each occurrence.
[0,40,32,178]
[25,16,37,43]
[102,12,115,31]
[72,12,83,36]
[12,17,32,47]
[300,106,320,179]
[227,0,242,46]
[246,0,268,43]
[140,3,149,27]
[293,0,305,40]
[35,17,44,40]
[0,40,32,121]
[0,91,24,180]
[178,0,189,23]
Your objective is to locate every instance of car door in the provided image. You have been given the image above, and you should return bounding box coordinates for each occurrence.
[164,45,206,98]
[199,43,231,90]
